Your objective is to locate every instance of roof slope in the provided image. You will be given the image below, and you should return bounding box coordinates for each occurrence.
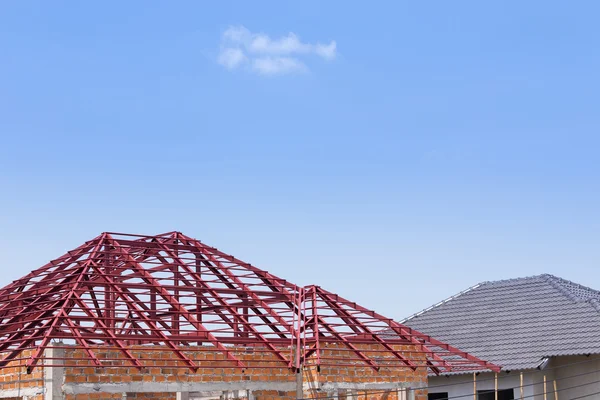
[0,231,498,373]
[402,274,600,371]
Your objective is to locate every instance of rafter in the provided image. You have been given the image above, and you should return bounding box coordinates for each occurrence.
[89,261,198,371]
[185,237,295,335]
[316,288,417,370]
[151,237,291,367]
[0,231,500,374]
[104,234,245,368]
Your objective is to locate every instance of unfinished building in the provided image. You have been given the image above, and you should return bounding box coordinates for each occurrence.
[0,232,498,400]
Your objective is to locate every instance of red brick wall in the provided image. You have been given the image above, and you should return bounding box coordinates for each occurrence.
[303,344,427,400]
[0,345,427,400]
[0,349,44,400]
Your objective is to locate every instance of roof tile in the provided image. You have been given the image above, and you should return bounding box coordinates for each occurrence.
[401,274,600,371]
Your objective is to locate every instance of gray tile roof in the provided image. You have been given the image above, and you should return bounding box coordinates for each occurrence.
[401,274,600,371]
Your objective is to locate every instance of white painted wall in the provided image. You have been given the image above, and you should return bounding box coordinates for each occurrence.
[428,371,534,400]
[529,368,555,400]
[427,355,600,399]
[427,369,556,400]
[552,354,600,399]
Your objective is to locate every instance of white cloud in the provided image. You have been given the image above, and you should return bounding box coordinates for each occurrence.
[315,41,337,60]
[222,26,252,44]
[218,25,336,75]
[252,57,307,76]
[218,48,246,70]
[249,33,310,55]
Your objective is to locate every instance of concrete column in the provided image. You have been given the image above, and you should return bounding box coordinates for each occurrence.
[296,370,303,400]
[44,345,65,400]
[397,388,406,400]
[177,392,190,400]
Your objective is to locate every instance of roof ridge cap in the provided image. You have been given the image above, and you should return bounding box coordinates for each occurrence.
[484,273,550,286]
[401,281,485,323]
[545,276,581,302]
[543,275,600,303]
[590,298,600,312]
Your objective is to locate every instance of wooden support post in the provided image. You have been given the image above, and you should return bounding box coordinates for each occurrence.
[520,372,524,400]
[553,379,558,400]
[495,373,498,400]
[473,373,477,400]
[543,375,547,400]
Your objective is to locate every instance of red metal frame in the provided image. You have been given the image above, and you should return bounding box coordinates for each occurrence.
[0,232,499,374]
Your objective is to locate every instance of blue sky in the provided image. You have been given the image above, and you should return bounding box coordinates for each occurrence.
[1,1,599,319]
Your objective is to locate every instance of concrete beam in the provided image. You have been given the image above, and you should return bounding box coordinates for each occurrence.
[63,381,295,395]
[317,382,425,392]
[179,390,253,400]
[0,387,45,399]
[61,374,423,397]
